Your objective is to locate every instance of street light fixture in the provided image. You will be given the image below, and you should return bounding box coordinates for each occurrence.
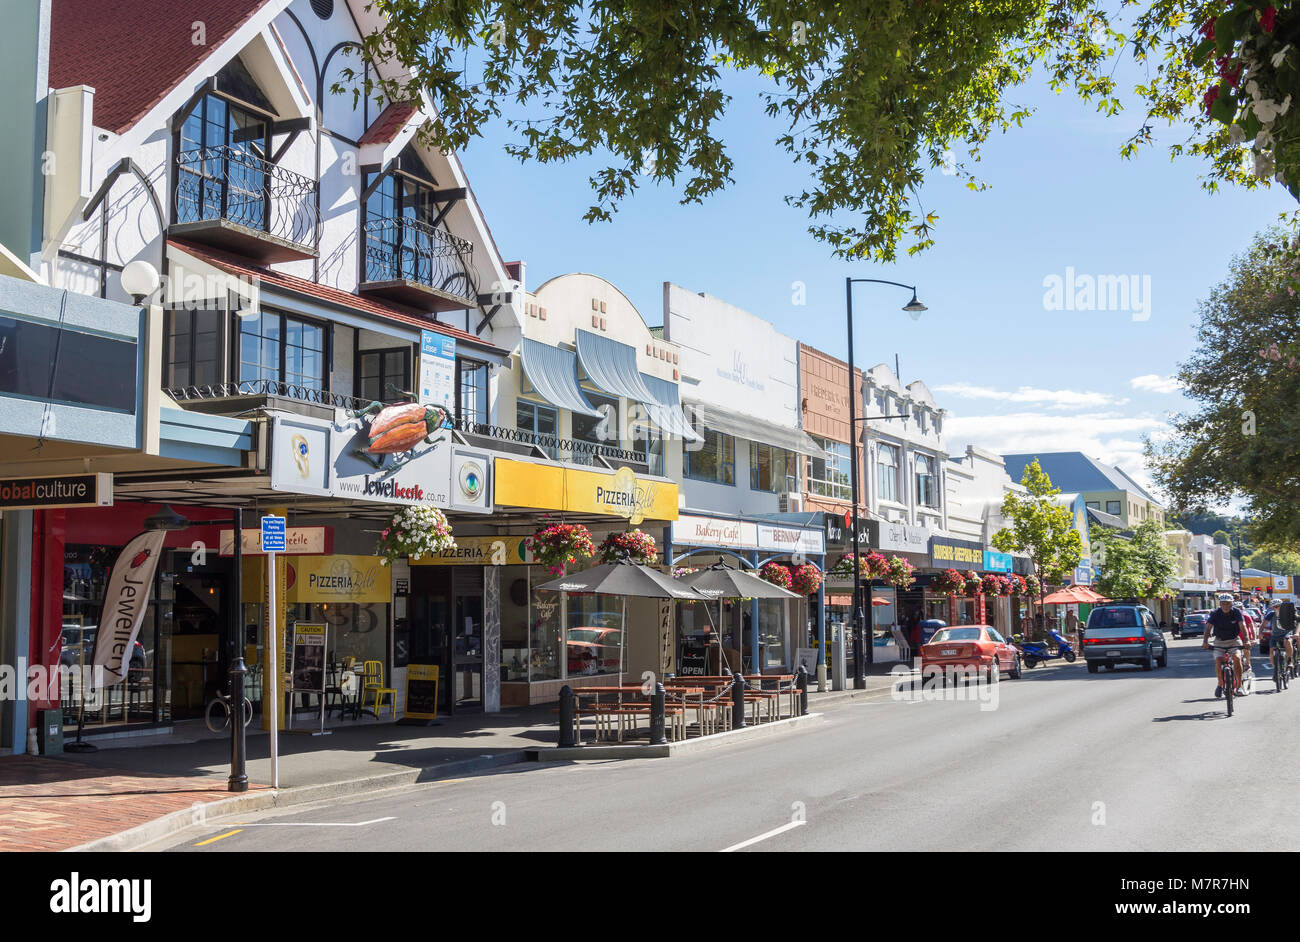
[845,277,926,690]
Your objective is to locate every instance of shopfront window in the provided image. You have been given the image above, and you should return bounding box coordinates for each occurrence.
[876,443,900,502]
[358,347,410,402]
[755,598,787,670]
[500,567,532,681]
[684,427,735,485]
[166,307,222,389]
[915,453,938,508]
[529,586,562,681]
[571,391,619,465]
[457,357,489,426]
[517,399,558,459]
[632,413,665,476]
[238,308,327,391]
[808,437,851,501]
[566,595,624,676]
[750,442,796,493]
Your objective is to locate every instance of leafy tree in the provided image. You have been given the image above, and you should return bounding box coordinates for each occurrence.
[1147,229,1300,547]
[1212,529,1233,545]
[349,1,1300,262]
[993,459,1083,633]
[1244,547,1300,573]
[1093,520,1180,600]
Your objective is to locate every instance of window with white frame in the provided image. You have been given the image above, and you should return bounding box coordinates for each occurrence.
[915,453,938,508]
[876,442,900,502]
[807,437,852,501]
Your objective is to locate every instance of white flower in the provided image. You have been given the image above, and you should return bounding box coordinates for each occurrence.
[1256,129,1273,149]
[1272,45,1292,69]
[1254,150,1276,179]
[1230,123,1247,144]
[1246,79,1262,101]
[1254,94,1292,123]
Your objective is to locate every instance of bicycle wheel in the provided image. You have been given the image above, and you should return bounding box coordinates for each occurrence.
[1225,668,1235,716]
[1275,651,1286,691]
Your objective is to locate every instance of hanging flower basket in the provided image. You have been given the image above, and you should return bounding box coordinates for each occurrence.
[759,562,794,590]
[963,570,983,597]
[979,573,1003,597]
[1024,574,1042,597]
[931,568,966,595]
[791,563,823,596]
[376,504,456,565]
[882,555,915,589]
[831,552,887,580]
[526,523,596,576]
[597,528,658,565]
[1008,574,1028,595]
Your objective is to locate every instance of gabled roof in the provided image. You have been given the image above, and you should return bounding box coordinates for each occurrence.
[168,239,507,356]
[1003,452,1161,506]
[358,101,419,145]
[49,0,269,134]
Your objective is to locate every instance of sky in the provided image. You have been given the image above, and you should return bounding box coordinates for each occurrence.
[454,55,1295,498]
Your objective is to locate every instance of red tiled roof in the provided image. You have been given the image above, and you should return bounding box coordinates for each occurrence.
[167,239,505,354]
[49,0,268,135]
[358,101,419,146]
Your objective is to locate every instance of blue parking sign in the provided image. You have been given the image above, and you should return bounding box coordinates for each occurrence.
[260,515,286,553]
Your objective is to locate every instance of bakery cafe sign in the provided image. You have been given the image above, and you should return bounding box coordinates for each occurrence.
[673,514,759,550]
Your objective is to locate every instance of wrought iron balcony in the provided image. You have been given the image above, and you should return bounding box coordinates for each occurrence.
[165,379,364,420]
[451,418,649,473]
[173,145,319,263]
[360,216,477,310]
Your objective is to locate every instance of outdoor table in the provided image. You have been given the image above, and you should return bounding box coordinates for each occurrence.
[743,674,797,721]
[573,686,689,742]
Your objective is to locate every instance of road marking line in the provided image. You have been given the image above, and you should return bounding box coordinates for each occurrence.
[194,829,242,846]
[720,820,805,852]
[235,816,396,827]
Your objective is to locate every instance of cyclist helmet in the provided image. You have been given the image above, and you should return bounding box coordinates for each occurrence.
[1217,592,1235,602]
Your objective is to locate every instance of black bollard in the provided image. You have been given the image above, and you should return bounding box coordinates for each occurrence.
[558,685,577,748]
[649,682,667,745]
[228,657,249,792]
[732,671,746,730]
[795,664,808,716]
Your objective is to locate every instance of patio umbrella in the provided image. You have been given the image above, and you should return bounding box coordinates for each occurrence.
[1040,585,1110,605]
[676,564,802,674]
[536,560,710,685]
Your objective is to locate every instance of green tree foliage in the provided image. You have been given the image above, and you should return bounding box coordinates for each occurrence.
[993,460,1084,618]
[1212,528,1232,545]
[1147,230,1300,547]
[1244,547,1300,573]
[1096,519,1182,599]
[351,0,1297,262]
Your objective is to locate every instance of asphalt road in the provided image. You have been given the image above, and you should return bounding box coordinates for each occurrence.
[166,637,1300,852]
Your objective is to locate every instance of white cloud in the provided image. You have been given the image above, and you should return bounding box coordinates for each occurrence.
[934,383,1124,410]
[1130,373,1183,394]
[944,410,1169,498]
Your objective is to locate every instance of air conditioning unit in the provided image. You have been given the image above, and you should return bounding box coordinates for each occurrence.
[779,492,802,512]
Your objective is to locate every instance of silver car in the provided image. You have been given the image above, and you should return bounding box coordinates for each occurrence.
[1083,604,1167,672]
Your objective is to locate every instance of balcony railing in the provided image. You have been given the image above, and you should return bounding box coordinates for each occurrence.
[361,216,476,309]
[174,145,319,261]
[167,380,368,412]
[452,418,648,470]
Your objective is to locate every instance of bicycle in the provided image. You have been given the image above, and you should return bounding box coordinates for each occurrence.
[204,689,254,733]
[1273,638,1292,691]
[1213,647,1237,717]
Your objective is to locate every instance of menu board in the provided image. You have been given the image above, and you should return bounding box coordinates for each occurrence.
[290,623,326,694]
[404,663,440,720]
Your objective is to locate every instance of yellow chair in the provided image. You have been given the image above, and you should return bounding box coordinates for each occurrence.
[361,660,397,719]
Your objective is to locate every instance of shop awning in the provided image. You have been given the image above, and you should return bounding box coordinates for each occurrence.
[684,400,826,457]
[639,372,701,442]
[576,330,661,404]
[519,338,602,417]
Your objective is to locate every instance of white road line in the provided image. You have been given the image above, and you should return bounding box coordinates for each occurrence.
[233,816,396,828]
[720,820,805,852]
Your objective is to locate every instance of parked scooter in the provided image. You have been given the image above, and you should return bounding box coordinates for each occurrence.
[1010,628,1077,668]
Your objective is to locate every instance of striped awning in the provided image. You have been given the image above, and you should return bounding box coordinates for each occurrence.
[639,372,701,442]
[519,338,601,417]
[576,330,660,404]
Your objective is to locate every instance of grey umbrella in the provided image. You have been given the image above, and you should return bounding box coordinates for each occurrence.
[536,560,710,684]
[676,563,803,674]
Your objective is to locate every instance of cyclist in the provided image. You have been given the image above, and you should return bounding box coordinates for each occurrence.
[1274,598,1298,673]
[1202,592,1247,698]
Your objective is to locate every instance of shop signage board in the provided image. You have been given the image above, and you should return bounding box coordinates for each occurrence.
[242,554,392,604]
[494,459,677,523]
[404,664,440,720]
[0,472,113,510]
[672,514,758,550]
[929,536,985,569]
[90,530,167,686]
[679,638,709,676]
[983,550,1013,573]
[408,535,534,566]
[756,522,825,556]
[269,411,491,512]
[419,330,457,414]
[219,526,330,556]
[823,512,870,549]
[870,519,931,555]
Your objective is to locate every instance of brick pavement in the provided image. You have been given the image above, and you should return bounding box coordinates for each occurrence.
[0,755,267,852]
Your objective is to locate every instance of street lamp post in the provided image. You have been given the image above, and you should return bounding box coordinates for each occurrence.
[846,278,926,690]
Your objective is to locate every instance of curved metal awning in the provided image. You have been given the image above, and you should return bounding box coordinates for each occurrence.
[639,372,701,442]
[685,400,826,457]
[576,330,661,404]
[519,338,601,417]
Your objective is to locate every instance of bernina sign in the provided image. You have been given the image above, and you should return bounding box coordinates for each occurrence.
[757,523,825,555]
[0,472,112,510]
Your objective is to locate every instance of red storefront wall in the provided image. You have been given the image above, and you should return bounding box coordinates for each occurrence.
[27,503,237,728]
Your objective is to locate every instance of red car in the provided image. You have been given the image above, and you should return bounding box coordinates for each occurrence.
[920,625,1021,683]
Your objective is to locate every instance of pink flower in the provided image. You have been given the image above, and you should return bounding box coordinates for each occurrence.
[1203,85,1221,115]
[1261,6,1276,32]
